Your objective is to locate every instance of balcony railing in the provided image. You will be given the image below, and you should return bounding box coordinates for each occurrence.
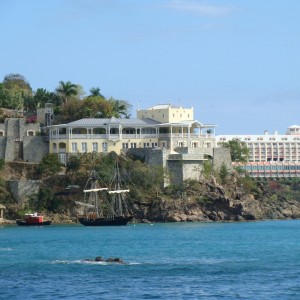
[49,133,214,140]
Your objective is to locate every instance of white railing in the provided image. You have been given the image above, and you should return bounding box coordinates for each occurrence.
[49,133,215,140]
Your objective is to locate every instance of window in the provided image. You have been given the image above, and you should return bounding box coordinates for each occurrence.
[102,142,108,152]
[53,143,57,152]
[122,143,129,149]
[92,142,98,152]
[130,143,137,148]
[72,143,78,152]
[123,128,135,134]
[144,143,150,148]
[152,143,157,148]
[141,128,156,134]
[27,130,35,136]
[82,143,87,152]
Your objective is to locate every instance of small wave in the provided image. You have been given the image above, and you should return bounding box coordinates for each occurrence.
[51,259,140,265]
[0,247,13,251]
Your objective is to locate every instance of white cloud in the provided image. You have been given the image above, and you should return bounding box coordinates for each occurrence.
[166,0,237,16]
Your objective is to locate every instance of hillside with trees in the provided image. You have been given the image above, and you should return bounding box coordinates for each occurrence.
[1,151,300,223]
[0,73,131,123]
[1,73,300,223]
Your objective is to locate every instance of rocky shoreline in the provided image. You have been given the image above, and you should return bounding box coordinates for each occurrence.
[3,168,300,225]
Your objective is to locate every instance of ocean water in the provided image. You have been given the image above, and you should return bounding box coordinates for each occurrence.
[1,221,300,300]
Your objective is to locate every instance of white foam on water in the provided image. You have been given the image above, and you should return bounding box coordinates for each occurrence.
[51,259,140,265]
[0,247,13,251]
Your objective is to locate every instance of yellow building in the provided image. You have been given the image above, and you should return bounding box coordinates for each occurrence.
[48,104,216,163]
[137,104,194,123]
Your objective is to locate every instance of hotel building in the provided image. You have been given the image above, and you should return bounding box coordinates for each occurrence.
[216,125,300,177]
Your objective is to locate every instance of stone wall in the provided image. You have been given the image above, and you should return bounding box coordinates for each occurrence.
[126,147,212,186]
[167,160,183,186]
[23,136,49,163]
[0,118,47,163]
[0,137,6,159]
[174,146,214,157]
[9,180,40,204]
[212,147,232,171]
[116,147,232,186]
[4,137,15,161]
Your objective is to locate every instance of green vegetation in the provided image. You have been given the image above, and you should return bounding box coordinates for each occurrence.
[201,160,213,179]
[28,188,63,213]
[219,163,229,184]
[36,154,63,178]
[221,139,249,162]
[0,73,132,123]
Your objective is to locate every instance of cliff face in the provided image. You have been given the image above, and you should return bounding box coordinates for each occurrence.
[134,175,300,223]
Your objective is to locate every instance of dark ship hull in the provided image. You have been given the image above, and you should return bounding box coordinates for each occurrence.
[16,220,52,226]
[78,216,133,226]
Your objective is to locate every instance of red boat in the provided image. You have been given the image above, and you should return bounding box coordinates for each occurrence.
[16,213,52,226]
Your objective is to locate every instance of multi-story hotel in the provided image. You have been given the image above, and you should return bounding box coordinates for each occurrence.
[216,125,300,177]
[48,104,217,164]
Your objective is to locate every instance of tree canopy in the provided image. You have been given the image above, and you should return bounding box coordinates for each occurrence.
[221,139,249,163]
[0,73,33,111]
[0,73,132,122]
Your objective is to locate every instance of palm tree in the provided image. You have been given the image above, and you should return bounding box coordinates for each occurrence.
[89,87,104,98]
[56,81,78,103]
[109,98,131,118]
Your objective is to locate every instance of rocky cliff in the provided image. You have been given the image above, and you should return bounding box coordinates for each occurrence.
[133,175,300,223]
[2,162,300,223]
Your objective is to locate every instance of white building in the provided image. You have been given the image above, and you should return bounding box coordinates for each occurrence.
[216,125,300,177]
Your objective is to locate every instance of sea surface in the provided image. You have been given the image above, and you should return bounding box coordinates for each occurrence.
[1,220,300,299]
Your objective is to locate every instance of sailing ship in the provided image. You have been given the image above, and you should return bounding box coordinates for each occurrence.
[76,159,133,226]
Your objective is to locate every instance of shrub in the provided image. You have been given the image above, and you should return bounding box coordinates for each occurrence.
[26,115,37,124]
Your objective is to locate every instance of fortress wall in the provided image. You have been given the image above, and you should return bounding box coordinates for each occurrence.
[213,147,232,171]
[23,136,49,163]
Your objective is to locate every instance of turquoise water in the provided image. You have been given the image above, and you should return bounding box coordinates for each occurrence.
[1,220,300,299]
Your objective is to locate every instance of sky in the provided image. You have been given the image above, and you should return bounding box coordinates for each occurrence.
[1,0,299,135]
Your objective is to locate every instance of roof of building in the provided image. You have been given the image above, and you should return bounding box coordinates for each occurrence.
[146,104,187,110]
[64,117,160,127]
[157,120,207,127]
[288,125,300,128]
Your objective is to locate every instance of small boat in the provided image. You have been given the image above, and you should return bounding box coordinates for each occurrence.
[76,158,133,226]
[16,213,52,226]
